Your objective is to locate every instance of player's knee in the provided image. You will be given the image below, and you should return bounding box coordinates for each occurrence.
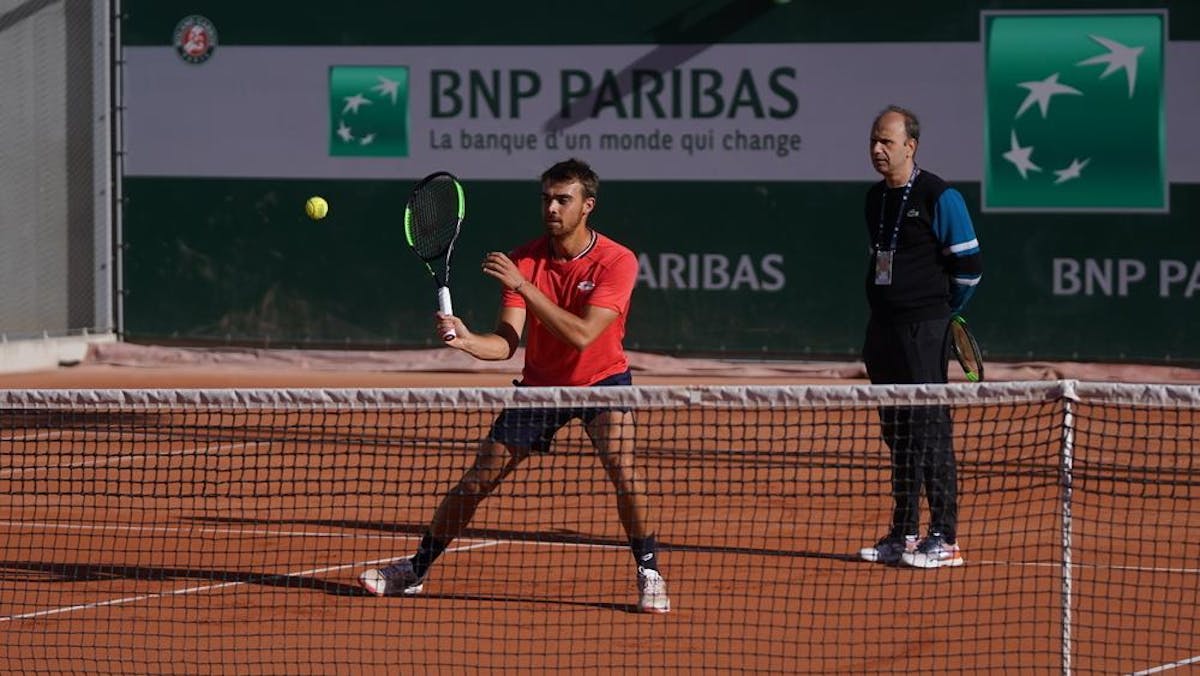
[453,471,500,498]
[595,451,622,474]
[601,460,638,487]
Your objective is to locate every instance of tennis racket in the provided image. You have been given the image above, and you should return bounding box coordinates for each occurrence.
[948,314,984,382]
[404,171,465,341]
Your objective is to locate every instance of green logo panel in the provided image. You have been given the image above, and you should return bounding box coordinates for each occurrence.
[328,66,409,157]
[983,12,1165,212]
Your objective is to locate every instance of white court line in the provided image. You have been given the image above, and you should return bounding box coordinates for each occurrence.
[970,559,1200,575]
[1,429,172,443]
[1,429,161,442]
[0,521,631,552]
[0,441,257,478]
[1,430,68,443]
[1128,655,1200,675]
[0,540,500,623]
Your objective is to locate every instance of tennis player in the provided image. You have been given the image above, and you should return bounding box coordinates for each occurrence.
[858,106,982,569]
[359,158,670,613]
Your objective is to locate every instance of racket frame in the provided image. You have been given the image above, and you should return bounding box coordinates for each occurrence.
[949,314,984,382]
[403,171,465,340]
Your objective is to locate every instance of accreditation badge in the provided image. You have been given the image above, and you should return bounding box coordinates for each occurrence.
[874,250,894,285]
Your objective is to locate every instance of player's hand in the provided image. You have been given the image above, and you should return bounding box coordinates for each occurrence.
[436,312,468,347]
[482,252,525,291]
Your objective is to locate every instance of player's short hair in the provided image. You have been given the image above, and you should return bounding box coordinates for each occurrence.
[875,105,921,144]
[542,158,599,199]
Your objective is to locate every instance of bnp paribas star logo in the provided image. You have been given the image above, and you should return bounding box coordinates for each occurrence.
[983,11,1166,212]
[328,66,409,157]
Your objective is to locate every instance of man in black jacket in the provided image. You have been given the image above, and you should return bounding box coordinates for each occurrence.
[858,105,983,569]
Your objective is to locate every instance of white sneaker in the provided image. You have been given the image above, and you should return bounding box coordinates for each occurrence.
[636,567,671,614]
[359,559,425,596]
[900,534,964,569]
[859,533,918,564]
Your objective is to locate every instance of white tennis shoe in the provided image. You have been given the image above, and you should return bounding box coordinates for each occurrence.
[359,559,425,596]
[859,533,919,564]
[900,534,964,569]
[637,567,671,614]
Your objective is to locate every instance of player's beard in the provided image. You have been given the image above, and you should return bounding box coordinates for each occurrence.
[544,211,584,239]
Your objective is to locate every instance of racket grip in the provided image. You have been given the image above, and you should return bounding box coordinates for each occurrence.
[437,286,456,340]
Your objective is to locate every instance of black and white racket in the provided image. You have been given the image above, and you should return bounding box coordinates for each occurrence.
[404,171,465,341]
[948,314,984,382]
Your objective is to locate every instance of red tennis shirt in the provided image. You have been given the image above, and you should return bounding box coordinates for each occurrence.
[502,231,637,386]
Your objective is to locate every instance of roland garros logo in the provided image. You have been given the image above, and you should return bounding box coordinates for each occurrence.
[173,15,217,65]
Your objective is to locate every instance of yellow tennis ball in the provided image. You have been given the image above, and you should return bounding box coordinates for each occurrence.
[305,196,329,220]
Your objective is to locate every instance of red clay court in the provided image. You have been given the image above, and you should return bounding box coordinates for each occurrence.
[1,345,1197,673]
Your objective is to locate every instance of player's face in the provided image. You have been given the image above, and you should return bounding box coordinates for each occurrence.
[869,112,915,179]
[541,180,594,238]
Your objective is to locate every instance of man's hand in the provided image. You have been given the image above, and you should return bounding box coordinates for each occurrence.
[436,312,469,349]
[482,252,526,291]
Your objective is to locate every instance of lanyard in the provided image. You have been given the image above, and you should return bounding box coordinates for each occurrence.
[875,166,919,252]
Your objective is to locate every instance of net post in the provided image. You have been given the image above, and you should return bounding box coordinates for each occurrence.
[1059,380,1078,676]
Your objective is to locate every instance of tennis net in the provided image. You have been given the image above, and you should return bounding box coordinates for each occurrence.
[1,382,1197,674]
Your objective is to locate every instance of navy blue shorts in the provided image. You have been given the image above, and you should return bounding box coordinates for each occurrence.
[487,370,633,453]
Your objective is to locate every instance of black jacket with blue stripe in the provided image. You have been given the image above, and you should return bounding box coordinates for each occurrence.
[863,169,983,324]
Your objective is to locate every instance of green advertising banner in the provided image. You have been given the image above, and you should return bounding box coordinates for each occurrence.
[327,66,410,158]
[118,1,1200,364]
[983,11,1167,211]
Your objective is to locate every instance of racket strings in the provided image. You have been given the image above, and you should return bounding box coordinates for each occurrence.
[407,178,463,260]
[950,323,983,379]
